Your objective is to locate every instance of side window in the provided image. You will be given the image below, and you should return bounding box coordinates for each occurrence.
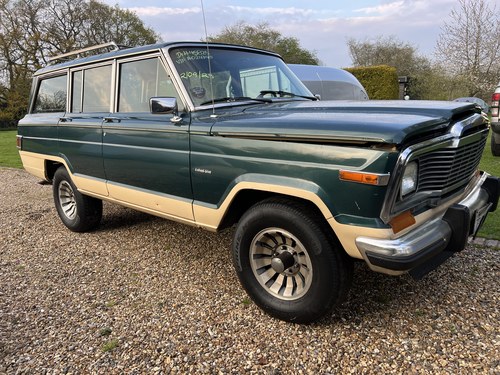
[118,58,182,113]
[83,65,112,112]
[71,71,83,113]
[33,75,67,113]
[71,65,112,113]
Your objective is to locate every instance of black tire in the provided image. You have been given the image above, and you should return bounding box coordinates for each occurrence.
[492,133,500,156]
[53,167,102,232]
[232,198,353,323]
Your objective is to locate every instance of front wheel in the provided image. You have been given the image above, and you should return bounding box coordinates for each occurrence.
[53,167,102,232]
[232,198,353,323]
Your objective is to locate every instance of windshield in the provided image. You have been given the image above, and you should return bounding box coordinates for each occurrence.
[168,46,314,107]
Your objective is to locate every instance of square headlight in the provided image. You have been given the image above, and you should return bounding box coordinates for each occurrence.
[401,161,418,197]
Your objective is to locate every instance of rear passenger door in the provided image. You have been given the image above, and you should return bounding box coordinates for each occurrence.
[59,63,111,194]
[102,55,193,221]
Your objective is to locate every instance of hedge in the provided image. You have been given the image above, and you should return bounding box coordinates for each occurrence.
[344,65,399,100]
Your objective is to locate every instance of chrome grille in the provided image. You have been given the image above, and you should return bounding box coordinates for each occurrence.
[417,137,486,194]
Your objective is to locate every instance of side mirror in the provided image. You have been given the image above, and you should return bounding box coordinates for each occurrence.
[150,97,178,115]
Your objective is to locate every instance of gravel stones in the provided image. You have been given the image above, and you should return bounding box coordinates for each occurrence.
[1,167,499,373]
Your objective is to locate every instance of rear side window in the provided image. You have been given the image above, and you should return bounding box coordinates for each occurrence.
[71,65,112,113]
[33,75,67,113]
[118,58,181,112]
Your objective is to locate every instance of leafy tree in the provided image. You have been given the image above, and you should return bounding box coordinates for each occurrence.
[435,0,500,98]
[347,36,429,75]
[0,0,159,127]
[347,35,442,99]
[207,22,320,65]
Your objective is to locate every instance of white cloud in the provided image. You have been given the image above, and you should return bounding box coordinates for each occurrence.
[355,1,405,16]
[128,6,201,17]
[226,6,315,17]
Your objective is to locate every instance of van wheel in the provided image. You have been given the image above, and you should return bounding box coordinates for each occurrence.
[492,133,500,156]
[232,198,353,323]
[53,167,102,232]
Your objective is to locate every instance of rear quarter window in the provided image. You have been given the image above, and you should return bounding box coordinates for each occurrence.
[33,75,67,113]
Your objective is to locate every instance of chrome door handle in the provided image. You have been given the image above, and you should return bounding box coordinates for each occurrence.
[103,117,121,123]
[170,116,183,125]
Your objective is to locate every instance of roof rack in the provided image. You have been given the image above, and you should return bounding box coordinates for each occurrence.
[48,42,130,64]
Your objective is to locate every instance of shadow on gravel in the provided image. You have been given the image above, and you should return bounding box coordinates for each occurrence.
[319,261,443,326]
[95,205,162,232]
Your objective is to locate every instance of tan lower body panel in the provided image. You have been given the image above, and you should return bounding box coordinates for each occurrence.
[328,219,392,259]
[19,151,47,180]
[106,182,194,222]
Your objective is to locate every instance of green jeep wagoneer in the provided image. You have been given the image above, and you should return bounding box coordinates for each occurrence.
[17,42,500,323]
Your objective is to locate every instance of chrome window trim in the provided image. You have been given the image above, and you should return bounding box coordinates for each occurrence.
[68,61,114,114]
[162,45,196,113]
[380,113,488,223]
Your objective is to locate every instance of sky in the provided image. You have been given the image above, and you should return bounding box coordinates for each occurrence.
[100,0,496,68]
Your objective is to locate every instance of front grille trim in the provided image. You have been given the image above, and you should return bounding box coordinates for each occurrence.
[379,112,489,224]
[416,137,486,195]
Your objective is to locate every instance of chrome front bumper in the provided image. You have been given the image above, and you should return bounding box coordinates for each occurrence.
[356,173,499,278]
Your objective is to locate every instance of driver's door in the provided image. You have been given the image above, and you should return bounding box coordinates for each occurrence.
[102,56,193,221]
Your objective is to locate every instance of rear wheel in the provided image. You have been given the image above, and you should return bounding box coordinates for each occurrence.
[232,198,353,323]
[53,167,102,232]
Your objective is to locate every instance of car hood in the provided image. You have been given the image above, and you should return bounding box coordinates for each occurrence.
[207,100,480,145]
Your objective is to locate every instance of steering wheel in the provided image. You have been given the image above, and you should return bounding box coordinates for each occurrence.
[257,90,278,98]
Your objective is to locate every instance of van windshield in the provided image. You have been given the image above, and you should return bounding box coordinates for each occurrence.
[169,46,314,107]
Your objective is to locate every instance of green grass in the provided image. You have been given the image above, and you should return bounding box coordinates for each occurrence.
[477,132,500,240]
[1,127,498,238]
[101,339,119,352]
[0,129,22,168]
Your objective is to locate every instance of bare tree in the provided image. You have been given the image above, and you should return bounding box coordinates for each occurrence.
[0,0,159,127]
[436,0,500,97]
[347,35,442,99]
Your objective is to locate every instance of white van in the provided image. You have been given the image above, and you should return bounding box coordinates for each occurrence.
[288,64,368,101]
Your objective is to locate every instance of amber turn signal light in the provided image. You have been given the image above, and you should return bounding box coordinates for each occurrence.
[339,170,390,186]
[389,210,416,234]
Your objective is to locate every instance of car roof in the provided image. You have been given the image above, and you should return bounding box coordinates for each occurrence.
[35,41,280,76]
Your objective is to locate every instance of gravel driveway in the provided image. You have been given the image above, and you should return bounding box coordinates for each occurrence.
[1,167,498,374]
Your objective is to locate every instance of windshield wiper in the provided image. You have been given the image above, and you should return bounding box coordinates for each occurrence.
[200,96,271,106]
[259,90,318,101]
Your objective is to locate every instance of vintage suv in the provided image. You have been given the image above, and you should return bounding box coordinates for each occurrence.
[17,42,500,323]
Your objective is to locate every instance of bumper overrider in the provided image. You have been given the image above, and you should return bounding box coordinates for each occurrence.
[356,173,500,279]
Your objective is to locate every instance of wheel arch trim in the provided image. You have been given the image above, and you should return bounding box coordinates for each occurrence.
[193,174,335,230]
[19,151,108,196]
